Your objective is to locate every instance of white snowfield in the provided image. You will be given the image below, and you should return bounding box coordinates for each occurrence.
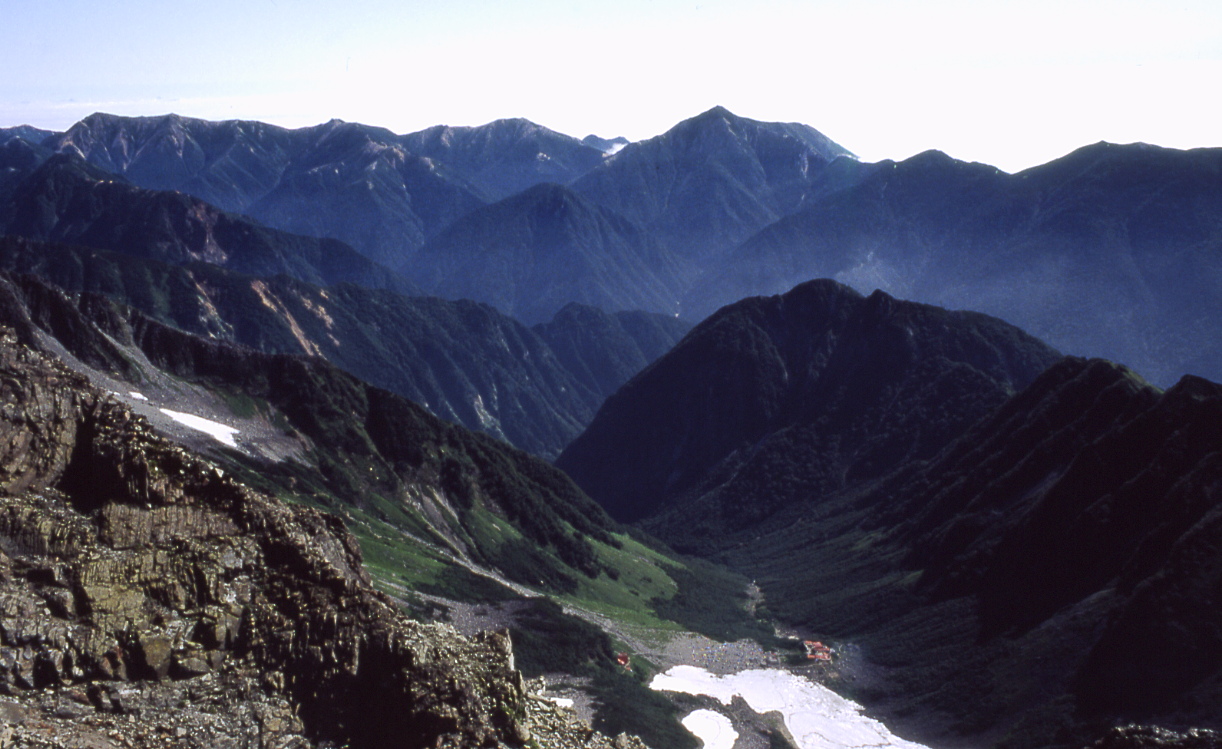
[158,408,241,448]
[650,666,929,749]
[682,709,738,749]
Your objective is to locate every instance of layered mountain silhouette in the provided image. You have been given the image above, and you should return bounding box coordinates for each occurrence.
[27,108,866,323]
[0,151,414,293]
[690,143,1222,386]
[43,114,487,272]
[557,279,1061,539]
[0,235,685,457]
[245,122,486,273]
[409,183,686,323]
[534,302,692,400]
[0,125,55,146]
[40,112,628,274]
[14,107,1218,389]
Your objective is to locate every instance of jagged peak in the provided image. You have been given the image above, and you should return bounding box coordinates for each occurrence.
[406,116,578,145]
[695,104,736,121]
[649,106,853,161]
[1166,372,1222,402]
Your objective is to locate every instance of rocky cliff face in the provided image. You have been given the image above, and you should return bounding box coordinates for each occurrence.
[0,328,634,748]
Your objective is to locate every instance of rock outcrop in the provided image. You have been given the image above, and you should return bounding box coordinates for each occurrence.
[0,327,625,748]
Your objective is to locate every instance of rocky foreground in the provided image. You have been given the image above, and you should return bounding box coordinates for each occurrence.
[0,326,642,749]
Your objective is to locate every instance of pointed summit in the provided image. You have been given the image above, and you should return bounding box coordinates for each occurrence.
[673,105,853,161]
[571,108,860,263]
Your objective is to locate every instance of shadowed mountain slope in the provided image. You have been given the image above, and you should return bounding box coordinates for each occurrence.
[533,302,692,400]
[727,357,1222,749]
[0,235,684,458]
[0,234,593,456]
[556,279,1061,539]
[0,268,618,590]
[0,152,414,294]
[557,274,1222,746]
[410,183,687,323]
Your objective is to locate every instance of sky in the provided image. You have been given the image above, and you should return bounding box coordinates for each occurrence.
[2,0,1220,173]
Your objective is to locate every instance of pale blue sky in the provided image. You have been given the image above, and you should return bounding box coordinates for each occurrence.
[3,0,1220,172]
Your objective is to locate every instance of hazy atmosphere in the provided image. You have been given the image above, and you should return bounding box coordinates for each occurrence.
[4,2,1222,748]
[4,0,1220,171]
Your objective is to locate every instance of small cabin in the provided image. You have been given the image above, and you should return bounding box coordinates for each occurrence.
[803,640,833,660]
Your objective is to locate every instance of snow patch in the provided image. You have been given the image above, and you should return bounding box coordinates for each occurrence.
[129,391,148,401]
[159,408,240,448]
[651,666,928,749]
[682,709,737,749]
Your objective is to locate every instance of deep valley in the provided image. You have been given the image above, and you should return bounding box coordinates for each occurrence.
[1,110,1219,749]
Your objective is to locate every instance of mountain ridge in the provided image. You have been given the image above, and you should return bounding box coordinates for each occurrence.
[0,234,686,458]
[557,279,1062,537]
[410,182,687,323]
[689,140,1222,386]
[0,151,416,294]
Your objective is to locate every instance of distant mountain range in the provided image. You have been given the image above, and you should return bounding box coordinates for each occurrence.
[689,143,1222,386]
[8,107,1218,386]
[0,150,414,293]
[408,183,685,323]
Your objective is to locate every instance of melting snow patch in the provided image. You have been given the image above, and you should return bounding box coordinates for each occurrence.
[129,391,148,401]
[651,666,929,749]
[159,408,240,448]
[682,709,737,749]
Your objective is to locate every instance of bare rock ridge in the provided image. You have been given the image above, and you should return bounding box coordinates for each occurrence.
[0,328,633,748]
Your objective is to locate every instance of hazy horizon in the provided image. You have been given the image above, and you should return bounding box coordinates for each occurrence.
[4,0,1220,173]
